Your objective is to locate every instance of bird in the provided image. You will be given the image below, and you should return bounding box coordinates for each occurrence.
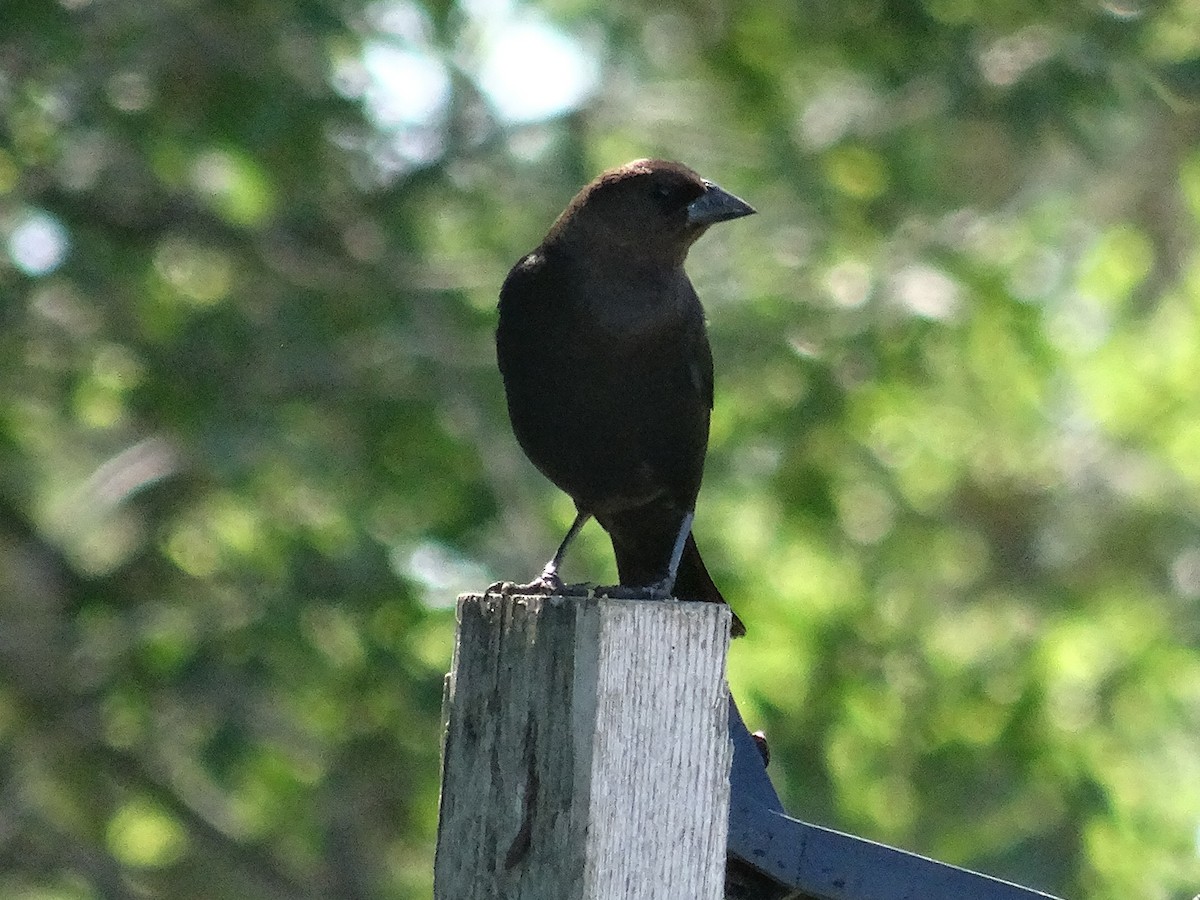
[494,159,754,636]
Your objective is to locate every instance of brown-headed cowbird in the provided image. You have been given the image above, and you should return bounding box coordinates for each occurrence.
[495,159,753,636]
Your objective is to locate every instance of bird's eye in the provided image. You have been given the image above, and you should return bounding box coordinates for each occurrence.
[654,184,674,201]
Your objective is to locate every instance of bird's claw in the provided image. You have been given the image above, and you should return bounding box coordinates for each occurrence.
[642,577,675,600]
[592,578,674,601]
[486,575,684,604]
[485,571,567,597]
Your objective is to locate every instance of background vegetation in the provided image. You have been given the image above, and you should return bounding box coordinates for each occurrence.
[3,0,1200,897]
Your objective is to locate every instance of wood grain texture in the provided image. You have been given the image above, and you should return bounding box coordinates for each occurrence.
[434,592,732,900]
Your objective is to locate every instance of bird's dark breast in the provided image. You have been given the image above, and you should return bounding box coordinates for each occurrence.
[496,254,710,517]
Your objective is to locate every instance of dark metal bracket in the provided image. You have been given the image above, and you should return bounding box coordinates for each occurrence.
[726,700,1063,900]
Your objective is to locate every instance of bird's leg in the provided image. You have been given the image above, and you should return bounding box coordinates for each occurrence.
[660,509,694,593]
[540,510,590,586]
[488,511,591,596]
[601,511,694,601]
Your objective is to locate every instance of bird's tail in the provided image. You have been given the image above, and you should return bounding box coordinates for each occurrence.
[674,533,747,638]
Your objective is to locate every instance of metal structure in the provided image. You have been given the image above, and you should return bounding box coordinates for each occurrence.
[725,701,1063,900]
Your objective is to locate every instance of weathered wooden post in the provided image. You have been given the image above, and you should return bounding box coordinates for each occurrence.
[434,591,733,900]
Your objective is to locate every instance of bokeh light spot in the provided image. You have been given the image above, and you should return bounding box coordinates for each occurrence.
[891,263,961,320]
[153,238,233,305]
[361,42,451,128]
[476,16,599,123]
[7,210,69,276]
[822,145,889,200]
[107,799,187,868]
[190,149,275,226]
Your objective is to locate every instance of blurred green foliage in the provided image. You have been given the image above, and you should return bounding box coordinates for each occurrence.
[2,0,1199,897]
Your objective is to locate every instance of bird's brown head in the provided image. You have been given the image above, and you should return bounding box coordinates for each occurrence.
[545,159,755,267]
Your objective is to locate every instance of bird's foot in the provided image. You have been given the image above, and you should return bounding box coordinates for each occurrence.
[592,578,674,601]
[485,571,567,597]
[588,581,747,638]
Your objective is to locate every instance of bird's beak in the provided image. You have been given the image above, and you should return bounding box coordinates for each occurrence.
[686,180,756,226]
